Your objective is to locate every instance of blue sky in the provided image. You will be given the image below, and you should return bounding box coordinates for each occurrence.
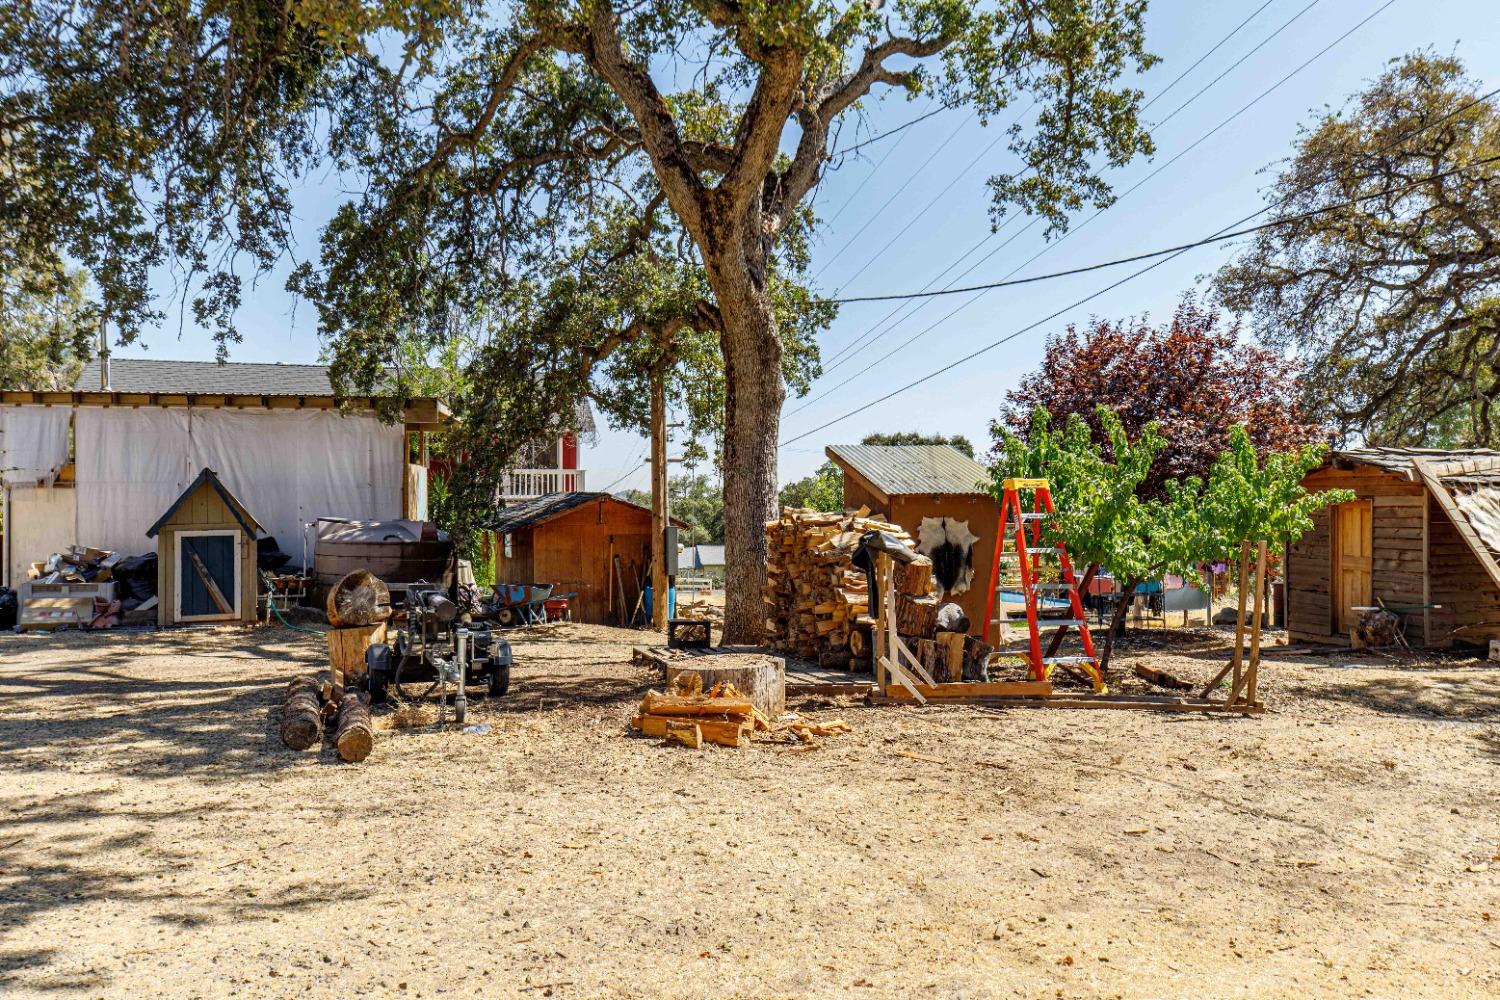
[122,0,1500,494]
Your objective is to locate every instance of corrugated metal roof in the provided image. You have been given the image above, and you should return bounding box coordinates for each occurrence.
[72,357,595,432]
[825,444,990,497]
[690,544,725,568]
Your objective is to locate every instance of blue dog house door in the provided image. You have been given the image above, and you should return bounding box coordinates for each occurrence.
[178,532,239,620]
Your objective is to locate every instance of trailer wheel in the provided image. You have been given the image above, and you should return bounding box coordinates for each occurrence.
[488,663,511,698]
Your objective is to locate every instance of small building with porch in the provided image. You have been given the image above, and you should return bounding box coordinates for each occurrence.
[1288,448,1500,647]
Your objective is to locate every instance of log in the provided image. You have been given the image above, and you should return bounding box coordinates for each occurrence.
[895,593,939,639]
[1133,662,1194,691]
[962,636,993,682]
[325,570,391,628]
[660,655,786,718]
[663,720,703,750]
[939,631,967,684]
[894,556,934,597]
[334,691,374,762]
[280,675,323,751]
[327,622,387,688]
[632,713,748,748]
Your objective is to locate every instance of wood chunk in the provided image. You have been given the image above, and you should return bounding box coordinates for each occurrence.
[664,720,703,750]
[894,556,934,596]
[639,690,755,720]
[659,656,786,718]
[895,593,940,639]
[1133,662,1194,691]
[334,691,374,762]
[632,713,747,748]
[280,675,323,751]
[326,570,392,627]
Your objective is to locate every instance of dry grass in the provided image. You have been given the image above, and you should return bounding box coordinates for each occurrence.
[1,621,1498,998]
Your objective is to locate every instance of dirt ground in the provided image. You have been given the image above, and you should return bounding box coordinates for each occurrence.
[2,621,1498,999]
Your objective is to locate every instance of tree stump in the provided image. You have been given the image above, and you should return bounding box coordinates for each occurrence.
[895,593,939,639]
[334,691,374,762]
[661,654,786,718]
[326,570,392,627]
[327,622,387,687]
[280,675,323,750]
[894,556,934,596]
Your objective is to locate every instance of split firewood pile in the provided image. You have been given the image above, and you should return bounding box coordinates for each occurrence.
[676,598,723,623]
[762,507,915,668]
[630,674,851,750]
[279,674,374,762]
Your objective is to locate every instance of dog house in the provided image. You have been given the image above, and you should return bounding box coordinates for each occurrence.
[146,468,261,627]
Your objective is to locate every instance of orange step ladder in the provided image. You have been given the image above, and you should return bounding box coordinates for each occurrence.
[981,478,1107,693]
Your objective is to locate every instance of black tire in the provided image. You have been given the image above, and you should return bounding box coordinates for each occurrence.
[494,606,522,629]
[488,663,511,698]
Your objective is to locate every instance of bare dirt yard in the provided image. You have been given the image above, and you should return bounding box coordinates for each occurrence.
[2,622,1498,999]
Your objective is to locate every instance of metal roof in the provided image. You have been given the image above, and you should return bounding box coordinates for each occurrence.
[688,544,725,568]
[73,358,593,432]
[484,491,687,533]
[825,444,990,498]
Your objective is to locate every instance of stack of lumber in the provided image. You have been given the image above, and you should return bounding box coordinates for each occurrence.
[630,673,851,751]
[762,506,932,666]
[279,673,374,762]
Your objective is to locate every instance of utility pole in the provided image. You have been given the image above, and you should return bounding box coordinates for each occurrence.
[650,370,669,630]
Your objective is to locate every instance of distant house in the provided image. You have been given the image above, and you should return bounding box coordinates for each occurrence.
[1289,448,1500,647]
[1,358,449,587]
[484,492,687,625]
[825,444,998,639]
[434,400,597,503]
[683,544,725,573]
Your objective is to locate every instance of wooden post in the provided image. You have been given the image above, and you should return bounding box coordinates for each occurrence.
[650,369,669,630]
[1421,491,1431,647]
[1231,540,1251,695]
[1246,540,1268,706]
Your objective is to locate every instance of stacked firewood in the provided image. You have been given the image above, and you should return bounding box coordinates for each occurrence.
[630,673,850,750]
[762,507,928,666]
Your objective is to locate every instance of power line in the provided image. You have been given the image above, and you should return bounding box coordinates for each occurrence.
[829,102,955,161]
[820,101,939,229]
[813,111,976,281]
[807,0,1308,382]
[826,153,1500,304]
[797,0,1398,410]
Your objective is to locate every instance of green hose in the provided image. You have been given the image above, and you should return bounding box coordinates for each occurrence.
[261,571,326,635]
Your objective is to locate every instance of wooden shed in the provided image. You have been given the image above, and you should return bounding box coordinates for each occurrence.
[146,468,262,627]
[1289,448,1500,647]
[825,444,998,639]
[485,492,687,626]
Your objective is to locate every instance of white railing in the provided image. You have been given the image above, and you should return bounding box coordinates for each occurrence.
[503,468,587,500]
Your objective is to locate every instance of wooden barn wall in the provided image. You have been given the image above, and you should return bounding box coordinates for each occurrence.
[839,476,886,517]
[1288,467,1425,643]
[1426,502,1500,647]
[888,493,1002,639]
[156,483,256,627]
[520,500,653,626]
[492,526,536,587]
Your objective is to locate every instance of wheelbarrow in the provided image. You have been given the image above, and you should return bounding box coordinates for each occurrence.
[487,583,557,628]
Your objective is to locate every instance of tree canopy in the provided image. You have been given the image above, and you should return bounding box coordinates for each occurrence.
[0,251,96,391]
[998,297,1324,497]
[1216,52,1500,446]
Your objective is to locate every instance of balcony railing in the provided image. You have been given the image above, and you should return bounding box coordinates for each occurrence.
[503,468,587,501]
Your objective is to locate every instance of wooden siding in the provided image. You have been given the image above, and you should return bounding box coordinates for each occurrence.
[1289,463,1500,647]
[887,493,1002,639]
[491,497,653,625]
[1288,467,1425,644]
[155,480,257,627]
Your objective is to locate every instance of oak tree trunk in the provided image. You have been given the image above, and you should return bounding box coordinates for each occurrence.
[707,226,784,645]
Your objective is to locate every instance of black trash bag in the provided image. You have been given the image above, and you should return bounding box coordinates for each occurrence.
[113,553,158,602]
[255,536,293,571]
[0,588,16,631]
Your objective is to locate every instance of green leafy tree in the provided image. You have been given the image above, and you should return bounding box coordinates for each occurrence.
[992,408,1348,672]
[669,473,725,546]
[778,461,844,512]
[1216,52,1500,445]
[0,254,96,390]
[859,431,976,458]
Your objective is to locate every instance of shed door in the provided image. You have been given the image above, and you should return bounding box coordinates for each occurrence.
[1331,500,1373,635]
[178,532,239,620]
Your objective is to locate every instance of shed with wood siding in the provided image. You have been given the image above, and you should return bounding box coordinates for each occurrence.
[1288,448,1500,647]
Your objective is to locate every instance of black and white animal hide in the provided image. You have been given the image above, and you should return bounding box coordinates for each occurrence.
[917,517,978,596]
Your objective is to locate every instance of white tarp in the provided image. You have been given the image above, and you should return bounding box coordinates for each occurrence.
[1,405,73,487]
[69,407,404,559]
[6,485,76,586]
[74,408,192,556]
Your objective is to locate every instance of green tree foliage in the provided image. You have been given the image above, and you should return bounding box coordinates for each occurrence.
[991,408,1349,671]
[1216,52,1500,445]
[778,461,844,513]
[858,431,976,458]
[621,473,723,545]
[0,253,96,390]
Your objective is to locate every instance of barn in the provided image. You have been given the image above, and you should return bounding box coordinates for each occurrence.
[1288,448,1500,647]
[485,492,687,626]
[825,444,998,639]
